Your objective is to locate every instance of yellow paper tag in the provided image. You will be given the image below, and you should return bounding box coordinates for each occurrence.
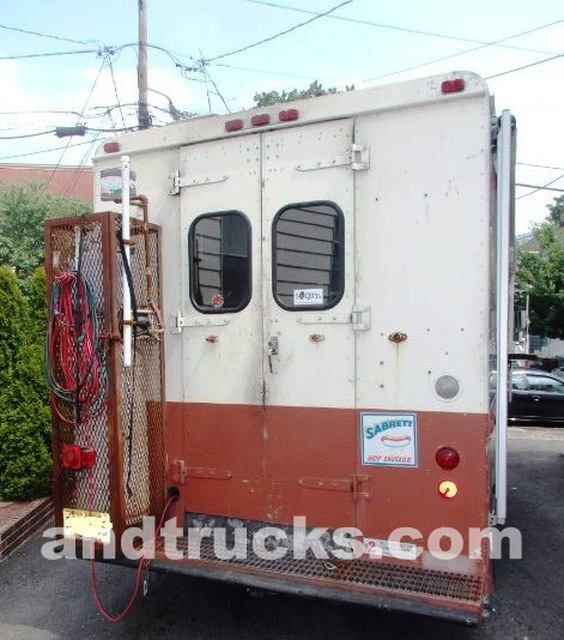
[63,508,113,543]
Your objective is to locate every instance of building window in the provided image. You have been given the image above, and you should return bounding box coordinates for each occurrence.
[189,211,251,313]
[272,201,344,310]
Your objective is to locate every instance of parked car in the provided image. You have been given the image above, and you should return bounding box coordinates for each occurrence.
[509,369,564,425]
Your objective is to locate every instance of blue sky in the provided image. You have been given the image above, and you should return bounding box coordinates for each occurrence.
[1,0,563,233]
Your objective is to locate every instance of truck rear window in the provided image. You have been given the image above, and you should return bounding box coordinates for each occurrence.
[272,201,344,310]
[189,211,251,313]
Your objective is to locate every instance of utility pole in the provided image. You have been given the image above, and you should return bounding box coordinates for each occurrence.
[138,0,151,129]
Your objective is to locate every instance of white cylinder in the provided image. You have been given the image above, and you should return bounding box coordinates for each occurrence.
[121,155,132,368]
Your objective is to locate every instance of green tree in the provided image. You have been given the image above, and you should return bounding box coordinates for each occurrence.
[253,80,354,107]
[516,196,564,339]
[0,267,51,501]
[0,181,91,279]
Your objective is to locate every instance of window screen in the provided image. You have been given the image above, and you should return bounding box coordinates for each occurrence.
[272,202,344,310]
[189,211,251,312]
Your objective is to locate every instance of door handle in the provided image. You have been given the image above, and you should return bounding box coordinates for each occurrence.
[267,336,279,373]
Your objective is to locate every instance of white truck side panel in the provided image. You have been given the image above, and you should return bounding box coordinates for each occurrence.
[354,95,492,413]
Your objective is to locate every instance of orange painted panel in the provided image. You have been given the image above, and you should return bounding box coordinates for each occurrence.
[165,402,491,555]
[356,410,490,555]
[166,402,267,521]
[264,406,356,528]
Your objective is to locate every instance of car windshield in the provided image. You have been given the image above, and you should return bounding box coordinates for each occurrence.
[509,370,564,393]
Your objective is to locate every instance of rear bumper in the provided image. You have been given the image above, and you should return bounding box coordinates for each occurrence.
[99,538,487,626]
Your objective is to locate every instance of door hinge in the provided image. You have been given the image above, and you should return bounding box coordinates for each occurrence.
[351,143,370,171]
[172,460,187,484]
[170,311,231,332]
[352,306,371,331]
[352,474,370,501]
[168,170,229,195]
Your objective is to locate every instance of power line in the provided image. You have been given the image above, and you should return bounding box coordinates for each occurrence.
[206,0,354,62]
[364,18,564,83]
[0,48,101,60]
[518,162,564,172]
[245,0,561,56]
[517,174,564,200]
[0,140,93,162]
[516,183,564,195]
[0,130,55,140]
[0,22,97,46]
[485,52,564,79]
[211,60,333,81]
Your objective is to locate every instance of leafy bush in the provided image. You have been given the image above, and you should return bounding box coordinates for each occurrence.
[0,267,51,501]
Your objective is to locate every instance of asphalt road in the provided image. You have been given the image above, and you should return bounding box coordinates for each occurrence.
[1,426,563,640]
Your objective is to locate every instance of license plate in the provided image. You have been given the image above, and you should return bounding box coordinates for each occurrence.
[63,508,113,544]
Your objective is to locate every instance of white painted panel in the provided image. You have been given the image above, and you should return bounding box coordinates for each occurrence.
[179,136,263,405]
[354,95,492,413]
[262,120,356,408]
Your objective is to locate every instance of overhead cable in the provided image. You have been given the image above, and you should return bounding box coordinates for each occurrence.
[0,48,101,60]
[0,22,97,46]
[245,0,562,56]
[206,0,354,62]
[485,52,564,79]
[364,18,564,83]
[517,174,564,200]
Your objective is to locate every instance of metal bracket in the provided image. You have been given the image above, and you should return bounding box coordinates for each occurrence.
[296,155,351,172]
[171,311,231,332]
[351,143,370,171]
[171,460,187,484]
[168,171,229,195]
[352,307,371,331]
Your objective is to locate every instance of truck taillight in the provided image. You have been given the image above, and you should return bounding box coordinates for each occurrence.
[436,446,460,470]
[225,118,244,132]
[279,108,299,122]
[103,141,120,153]
[441,79,465,94]
[62,444,82,469]
[81,448,97,469]
[251,113,271,126]
[61,444,97,470]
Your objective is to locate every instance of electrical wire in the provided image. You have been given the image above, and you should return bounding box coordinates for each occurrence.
[0,48,101,60]
[90,495,175,623]
[108,57,126,129]
[45,271,108,425]
[518,162,564,172]
[206,0,354,62]
[364,18,564,83]
[485,52,564,80]
[517,174,564,200]
[0,129,55,139]
[244,0,561,56]
[0,22,97,45]
[0,140,93,161]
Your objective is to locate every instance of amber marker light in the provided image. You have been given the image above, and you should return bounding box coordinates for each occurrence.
[439,480,458,499]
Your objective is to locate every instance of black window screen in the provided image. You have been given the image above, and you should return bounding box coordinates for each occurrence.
[189,211,251,312]
[272,202,344,310]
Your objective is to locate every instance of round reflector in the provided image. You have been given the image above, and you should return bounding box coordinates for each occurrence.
[436,446,460,470]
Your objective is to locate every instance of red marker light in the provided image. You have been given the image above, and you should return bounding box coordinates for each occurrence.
[279,108,299,122]
[441,79,465,94]
[436,447,460,470]
[81,448,97,469]
[225,119,244,132]
[62,444,82,470]
[103,141,120,153]
[251,113,270,127]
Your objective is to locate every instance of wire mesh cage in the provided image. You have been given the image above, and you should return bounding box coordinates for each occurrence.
[44,212,165,539]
